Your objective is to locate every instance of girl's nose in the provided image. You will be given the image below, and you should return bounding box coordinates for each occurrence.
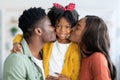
[61,27,65,32]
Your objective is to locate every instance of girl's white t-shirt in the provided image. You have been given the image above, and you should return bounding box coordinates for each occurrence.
[49,41,70,76]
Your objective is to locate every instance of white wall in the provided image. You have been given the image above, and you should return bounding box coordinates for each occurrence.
[0,0,119,11]
[0,0,120,80]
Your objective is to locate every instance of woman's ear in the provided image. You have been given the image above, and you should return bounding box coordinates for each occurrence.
[34,28,42,36]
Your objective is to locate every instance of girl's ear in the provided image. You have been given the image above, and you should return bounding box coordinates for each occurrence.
[34,28,42,36]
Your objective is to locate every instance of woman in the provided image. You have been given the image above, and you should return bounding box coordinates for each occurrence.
[69,15,117,80]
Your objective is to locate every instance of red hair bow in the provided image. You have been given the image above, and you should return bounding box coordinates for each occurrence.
[53,3,75,11]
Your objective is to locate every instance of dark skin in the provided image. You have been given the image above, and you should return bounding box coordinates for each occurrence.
[11,17,71,80]
[12,16,56,60]
[46,73,71,80]
[69,17,87,58]
[55,17,71,44]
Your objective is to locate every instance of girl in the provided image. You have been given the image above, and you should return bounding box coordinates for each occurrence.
[12,3,81,80]
[69,15,117,80]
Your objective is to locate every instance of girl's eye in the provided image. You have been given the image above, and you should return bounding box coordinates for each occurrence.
[65,26,71,29]
[56,25,61,28]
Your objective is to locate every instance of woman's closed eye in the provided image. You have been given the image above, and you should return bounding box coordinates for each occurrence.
[75,23,81,30]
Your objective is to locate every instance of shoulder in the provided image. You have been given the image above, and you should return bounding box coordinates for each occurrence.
[5,52,26,60]
[89,53,111,79]
[4,53,27,79]
[4,53,26,68]
[91,52,107,62]
[90,52,108,68]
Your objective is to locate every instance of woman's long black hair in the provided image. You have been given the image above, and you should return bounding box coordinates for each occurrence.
[80,15,117,80]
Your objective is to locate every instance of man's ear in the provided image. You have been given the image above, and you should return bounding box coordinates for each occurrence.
[34,28,42,36]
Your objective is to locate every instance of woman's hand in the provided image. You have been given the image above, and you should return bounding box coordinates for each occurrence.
[11,43,22,53]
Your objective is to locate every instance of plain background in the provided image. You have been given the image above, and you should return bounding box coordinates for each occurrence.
[0,0,120,80]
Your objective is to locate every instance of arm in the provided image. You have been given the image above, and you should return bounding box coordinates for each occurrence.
[11,34,23,52]
[3,54,26,80]
[91,53,111,80]
[13,34,23,43]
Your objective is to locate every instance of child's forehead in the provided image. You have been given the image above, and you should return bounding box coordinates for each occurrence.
[56,17,71,24]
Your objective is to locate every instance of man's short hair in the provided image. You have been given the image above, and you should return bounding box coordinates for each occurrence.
[18,7,46,38]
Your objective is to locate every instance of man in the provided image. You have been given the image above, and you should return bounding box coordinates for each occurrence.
[3,7,56,80]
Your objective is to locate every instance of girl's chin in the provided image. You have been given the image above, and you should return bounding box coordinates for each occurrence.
[59,38,66,40]
[59,36,67,40]
[57,37,68,41]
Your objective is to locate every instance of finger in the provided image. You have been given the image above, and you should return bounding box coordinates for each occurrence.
[13,48,17,53]
[16,44,22,49]
[13,45,22,52]
[47,75,56,78]
[59,74,66,78]
[11,47,16,52]
[52,77,58,80]
[55,72,62,76]
[13,43,22,51]
[50,76,58,78]
[16,47,22,52]
[17,45,22,49]
[47,76,58,80]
